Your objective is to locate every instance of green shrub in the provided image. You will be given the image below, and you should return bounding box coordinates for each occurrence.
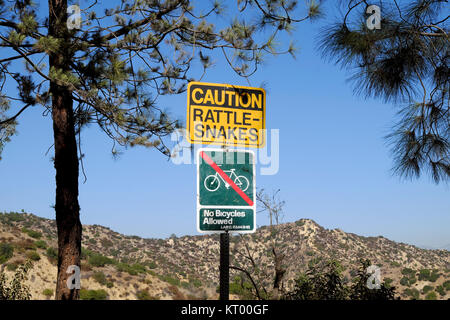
[428,271,440,282]
[14,240,36,251]
[42,289,53,297]
[91,271,114,288]
[229,276,255,299]
[6,263,18,271]
[79,289,108,300]
[418,269,440,282]
[34,240,47,249]
[401,268,415,276]
[425,291,437,300]
[435,285,445,296]
[422,285,433,294]
[295,220,305,227]
[400,277,409,286]
[0,242,14,264]
[383,278,393,288]
[115,262,146,275]
[285,260,396,301]
[0,212,26,223]
[443,280,450,291]
[189,278,202,288]
[88,254,113,267]
[26,251,40,261]
[418,269,430,281]
[81,247,94,260]
[159,274,180,286]
[404,288,420,299]
[21,228,42,239]
[93,271,107,285]
[136,289,156,300]
[46,247,58,260]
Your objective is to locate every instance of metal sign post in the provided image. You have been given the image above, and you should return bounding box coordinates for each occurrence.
[219,231,230,301]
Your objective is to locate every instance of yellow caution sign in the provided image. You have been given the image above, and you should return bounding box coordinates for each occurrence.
[186,82,266,148]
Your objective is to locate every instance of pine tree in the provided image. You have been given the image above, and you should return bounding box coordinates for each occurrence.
[320,0,449,183]
[0,0,322,299]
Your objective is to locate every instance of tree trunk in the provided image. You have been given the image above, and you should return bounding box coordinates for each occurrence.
[49,0,82,300]
[272,247,286,299]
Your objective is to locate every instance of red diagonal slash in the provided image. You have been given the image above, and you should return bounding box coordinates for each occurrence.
[200,151,254,206]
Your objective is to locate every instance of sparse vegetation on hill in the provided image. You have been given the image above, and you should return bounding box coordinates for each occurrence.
[0,211,449,300]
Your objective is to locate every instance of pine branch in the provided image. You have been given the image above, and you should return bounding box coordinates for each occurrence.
[0,103,32,125]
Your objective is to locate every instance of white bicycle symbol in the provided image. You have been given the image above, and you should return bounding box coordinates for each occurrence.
[204,167,250,192]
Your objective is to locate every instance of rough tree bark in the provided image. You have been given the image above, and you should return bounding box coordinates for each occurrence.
[272,247,286,296]
[49,0,82,300]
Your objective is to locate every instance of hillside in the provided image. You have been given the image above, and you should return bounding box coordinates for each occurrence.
[0,211,449,300]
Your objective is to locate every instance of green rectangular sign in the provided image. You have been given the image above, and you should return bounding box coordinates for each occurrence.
[197,148,256,233]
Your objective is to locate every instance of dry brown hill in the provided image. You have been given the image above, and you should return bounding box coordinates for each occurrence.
[0,211,449,300]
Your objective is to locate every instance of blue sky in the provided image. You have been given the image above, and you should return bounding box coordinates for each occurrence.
[0,1,449,249]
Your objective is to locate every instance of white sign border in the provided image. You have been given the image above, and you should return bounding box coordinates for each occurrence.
[196,147,256,234]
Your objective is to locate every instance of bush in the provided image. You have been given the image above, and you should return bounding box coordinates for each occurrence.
[436,285,445,296]
[418,269,430,281]
[189,278,202,288]
[401,268,415,276]
[429,271,440,282]
[418,269,440,282]
[34,240,47,249]
[81,247,94,260]
[26,251,40,261]
[425,291,437,300]
[6,263,18,271]
[21,228,42,239]
[422,285,433,294]
[42,289,53,297]
[400,277,409,286]
[229,276,254,299]
[295,220,305,227]
[46,247,58,260]
[79,289,108,300]
[443,280,450,291]
[88,254,113,267]
[403,288,420,300]
[136,289,153,300]
[92,271,114,287]
[0,212,26,224]
[284,259,397,301]
[399,270,416,287]
[168,285,185,300]
[14,240,36,251]
[159,274,180,287]
[384,278,393,288]
[0,243,14,264]
[115,263,146,275]
[93,271,107,285]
